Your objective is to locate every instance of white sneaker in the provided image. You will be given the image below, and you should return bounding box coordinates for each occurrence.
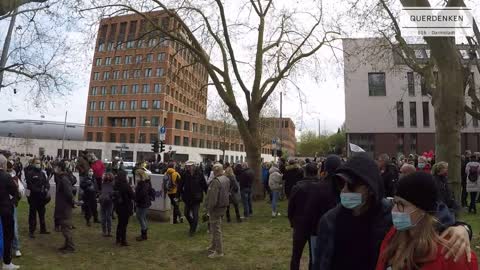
[272,211,276,217]
[208,251,224,259]
[15,250,22,257]
[3,263,20,270]
[276,212,281,217]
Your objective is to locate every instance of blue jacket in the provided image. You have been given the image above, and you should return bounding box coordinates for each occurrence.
[262,167,269,185]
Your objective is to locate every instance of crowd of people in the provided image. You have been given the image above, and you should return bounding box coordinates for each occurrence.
[0,148,479,269]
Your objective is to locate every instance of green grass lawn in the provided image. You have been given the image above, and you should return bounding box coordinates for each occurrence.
[13,199,302,270]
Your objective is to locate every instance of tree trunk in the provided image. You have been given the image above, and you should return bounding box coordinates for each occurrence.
[245,138,263,199]
[430,39,465,203]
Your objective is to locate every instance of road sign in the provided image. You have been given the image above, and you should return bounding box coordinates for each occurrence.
[159,133,165,141]
[158,126,166,141]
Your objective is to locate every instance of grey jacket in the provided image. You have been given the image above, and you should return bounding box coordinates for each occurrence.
[268,167,283,192]
[54,174,75,220]
[206,175,230,216]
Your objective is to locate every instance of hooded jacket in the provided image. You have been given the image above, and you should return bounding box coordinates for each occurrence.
[238,167,254,190]
[181,167,208,204]
[283,164,304,198]
[166,168,181,195]
[314,153,391,270]
[381,163,399,198]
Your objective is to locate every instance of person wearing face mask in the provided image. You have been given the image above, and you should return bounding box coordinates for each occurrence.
[80,169,98,226]
[314,153,473,270]
[376,172,477,270]
[26,157,50,238]
[432,162,457,214]
[417,156,431,173]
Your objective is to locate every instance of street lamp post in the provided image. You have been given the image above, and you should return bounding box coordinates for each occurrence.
[61,111,68,158]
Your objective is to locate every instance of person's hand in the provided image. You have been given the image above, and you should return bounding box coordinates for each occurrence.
[440,225,471,263]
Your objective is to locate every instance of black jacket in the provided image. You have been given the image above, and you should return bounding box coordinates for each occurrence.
[0,170,17,216]
[181,168,207,204]
[288,176,337,236]
[135,180,152,209]
[238,168,254,190]
[381,163,399,197]
[54,174,74,220]
[114,179,135,216]
[434,174,458,212]
[26,168,50,204]
[283,164,304,198]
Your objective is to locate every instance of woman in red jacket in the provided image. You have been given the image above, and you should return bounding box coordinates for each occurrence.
[376,172,477,270]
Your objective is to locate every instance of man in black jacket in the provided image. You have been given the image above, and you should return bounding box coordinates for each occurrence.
[238,163,254,218]
[181,161,208,236]
[26,157,50,238]
[283,159,304,199]
[288,156,341,270]
[376,153,399,198]
[0,154,21,269]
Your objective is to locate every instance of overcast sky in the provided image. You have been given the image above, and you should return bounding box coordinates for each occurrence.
[0,0,478,138]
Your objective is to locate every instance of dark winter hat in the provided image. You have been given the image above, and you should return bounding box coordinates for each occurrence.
[324,155,342,175]
[396,172,439,212]
[305,162,318,176]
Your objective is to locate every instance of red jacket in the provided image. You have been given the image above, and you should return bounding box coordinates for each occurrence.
[90,160,105,179]
[376,227,477,270]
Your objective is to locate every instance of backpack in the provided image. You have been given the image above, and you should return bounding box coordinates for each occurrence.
[163,173,176,193]
[469,165,479,182]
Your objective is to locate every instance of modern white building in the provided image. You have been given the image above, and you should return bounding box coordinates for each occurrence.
[344,38,480,158]
[0,120,274,163]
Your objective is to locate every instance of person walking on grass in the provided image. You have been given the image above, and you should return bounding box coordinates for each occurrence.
[134,169,155,241]
[0,154,21,269]
[268,164,283,217]
[26,157,50,238]
[181,161,208,236]
[224,166,241,223]
[99,173,115,237]
[205,163,230,259]
[54,161,76,254]
[165,163,182,224]
[113,171,134,246]
[238,162,254,218]
[7,160,24,258]
[80,169,98,227]
[465,153,480,214]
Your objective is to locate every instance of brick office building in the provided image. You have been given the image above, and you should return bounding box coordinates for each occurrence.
[344,38,480,159]
[84,11,295,162]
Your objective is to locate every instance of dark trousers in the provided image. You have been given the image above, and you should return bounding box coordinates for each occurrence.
[290,229,313,270]
[462,181,468,207]
[83,195,98,222]
[59,218,74,249]
[1,212,14,264]
[469,192,477,213]
[226,200,241,222]
[28,201,47,233]
[116,212,129,244]
[264,182,272,202]
[241,188,253,217]
[184,202,200,233]
[168,194,181,223]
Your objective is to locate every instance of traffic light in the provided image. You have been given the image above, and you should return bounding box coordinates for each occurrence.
[271,149,275,157]
[160,141,165,153]
[151,140,159,153]
[276,149,282,157]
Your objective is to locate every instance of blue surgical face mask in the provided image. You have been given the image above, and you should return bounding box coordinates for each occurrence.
[392,210,423,231]
[340,192,363,209]
[418,163,425,169]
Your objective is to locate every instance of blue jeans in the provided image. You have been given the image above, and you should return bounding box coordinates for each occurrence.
[13,207,20,251]
[241,188,253,217]
[271,191,280,213]
[136,207,148,231]
[100,203,113,234]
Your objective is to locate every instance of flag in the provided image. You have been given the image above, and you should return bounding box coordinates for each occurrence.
[349,143,366,153]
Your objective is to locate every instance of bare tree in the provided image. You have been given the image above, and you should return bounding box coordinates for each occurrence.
[79,0,339,195]
[0,1,80,107]
[0,0,47,16]
[376,0,480,201]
